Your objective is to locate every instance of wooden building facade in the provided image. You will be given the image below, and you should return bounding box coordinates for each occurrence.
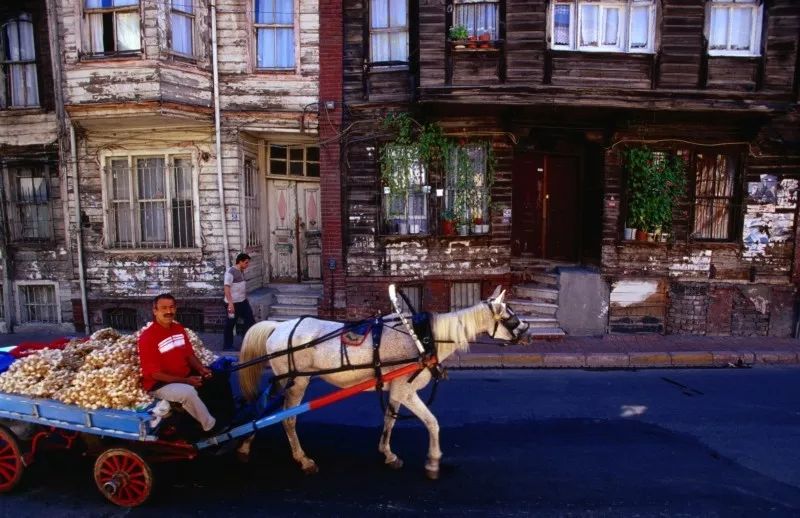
[335,0,800,336]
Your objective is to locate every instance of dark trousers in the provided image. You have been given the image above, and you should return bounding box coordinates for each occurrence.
[223,300,255,350]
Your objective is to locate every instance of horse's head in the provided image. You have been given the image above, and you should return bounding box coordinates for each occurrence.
[485,286,529,343]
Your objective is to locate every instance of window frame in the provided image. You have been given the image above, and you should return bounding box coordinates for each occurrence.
[15,280,60,325]
[242,155,262,247]
[369,0,409,65]
[445,143,491,231]
[101,152,200,250]
[82,0,142,58]
[169,0,196,58]
[4,163,53,243]
[253,0,297,71]
[690,149,741,242]
[452,0,501,40]
[0,13,40,109]
[266,143,320,178]
[705,0,763,57]
[549,0,656,54]
[380,144,429,236]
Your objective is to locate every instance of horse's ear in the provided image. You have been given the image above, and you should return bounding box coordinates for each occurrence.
[489,285,502,299]
[496,290,506,303]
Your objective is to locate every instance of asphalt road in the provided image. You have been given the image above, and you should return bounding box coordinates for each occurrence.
[1,367,799,517]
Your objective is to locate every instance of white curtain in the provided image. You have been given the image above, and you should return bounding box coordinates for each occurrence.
[629,5,649,49]
[276,0,293,24]
[116,12,141,51]
[172,12,193,54]
[276,28,294,67]
[602,7,619,46]
[5,17,39,107]
[370,0,406,61]
[137,158,167,244]
[87,13,105,53]
[455,2,498,39]
[709,7,729,49]
[729,7,752,50]
[553,4,571,46]
[580,4,598,46]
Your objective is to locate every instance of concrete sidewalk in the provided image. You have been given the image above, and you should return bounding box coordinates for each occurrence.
[1,327,798,369]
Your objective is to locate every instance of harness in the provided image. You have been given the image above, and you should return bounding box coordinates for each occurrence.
[486,301,522,341]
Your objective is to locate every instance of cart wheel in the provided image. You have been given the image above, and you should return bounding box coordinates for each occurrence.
[93,448,153,507]
[0,425,24,493]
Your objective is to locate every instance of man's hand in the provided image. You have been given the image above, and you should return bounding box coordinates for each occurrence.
[185,375,203,387]
[199,366,212,379]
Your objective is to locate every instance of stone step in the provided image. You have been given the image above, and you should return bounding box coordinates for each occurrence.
[268,304,319,318]
[507,298,558,317]
[268,282,323,294]
[519,316,561,329]
[514,285,559,303]
[531,273,559,288]
[275,293,320,306]
[525,327,566,339]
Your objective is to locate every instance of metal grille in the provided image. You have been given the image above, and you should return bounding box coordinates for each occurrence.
[396,285,422,315]
[19,284,58,323]
[0,285,4,320]
[176,307,204,331]
[103,307,138,331]
[694,152,736,240]
[9,165,52,241]
[106,156,195,248]
[450,281,481,311]
[243,158,261,246]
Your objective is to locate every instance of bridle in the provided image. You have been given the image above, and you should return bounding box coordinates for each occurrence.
[485,300,526,342]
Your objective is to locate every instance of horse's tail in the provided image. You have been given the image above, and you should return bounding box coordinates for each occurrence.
[239,320,281,402]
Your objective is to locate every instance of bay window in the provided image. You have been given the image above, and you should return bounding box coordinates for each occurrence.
[1,13,39,108]
[706,0,763,56]
[550,0,656,53]
[254,0,295,69]
[370,0,408,63]
[105,155,197,249]
[83,0,141,56]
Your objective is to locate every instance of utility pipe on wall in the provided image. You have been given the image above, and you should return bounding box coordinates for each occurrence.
[210,0,231,269]
[69,125,90,334]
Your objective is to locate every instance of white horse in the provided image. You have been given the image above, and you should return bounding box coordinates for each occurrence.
[236,286,528,479]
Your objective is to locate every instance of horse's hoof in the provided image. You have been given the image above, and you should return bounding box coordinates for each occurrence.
[425,469,440,480]
[235,451,250,464]
[302,463,319,475]
[386,458,404,470]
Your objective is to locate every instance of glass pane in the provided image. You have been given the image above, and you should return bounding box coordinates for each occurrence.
[116,12,141,51]
[270,145,286,159]
[270,159,286,174]
[276,0,293,24]
[172,0,193,14]
[580,5,598,46]
[554,4,571,46]
[306,146,320,162]
[290,148,304,161]
[113,202,133,243]
[730,8,753,51]
[371,32,389,62]
[306,163,320,177]
[140,201,167,242]
[390,30,408,61]
[137,157,165,199]
[255,0,274,24]
[603,7,619,46]
[630,6,649,48]
[290,161,303,176]
[371,0,388,29]
[171,13,193,54]
[111,161,130,200]
[709,7,729,49]
[115,0,139,6]
[173,158,193,200]
[256,28,274,67]
[276,27,295,67]
[389,0,406,28]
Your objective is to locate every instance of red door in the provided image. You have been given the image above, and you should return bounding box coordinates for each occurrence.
[512,153,580,261]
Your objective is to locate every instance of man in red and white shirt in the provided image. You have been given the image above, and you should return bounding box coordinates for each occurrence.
[138,293,216,433]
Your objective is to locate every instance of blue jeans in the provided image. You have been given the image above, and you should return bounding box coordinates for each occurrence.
[223,300,255,350]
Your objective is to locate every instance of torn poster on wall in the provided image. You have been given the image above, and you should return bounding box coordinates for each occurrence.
[742,211,795,258]
[777,178,798,210]
[747,174,779,205]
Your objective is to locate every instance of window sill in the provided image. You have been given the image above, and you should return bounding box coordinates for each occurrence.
[0,106,44,114]
[549,48,655,56]
[166,51,198,65]
[79,51,143,62]
[367,63,409,73]
[104,247,202,255]
[450,40,503,52]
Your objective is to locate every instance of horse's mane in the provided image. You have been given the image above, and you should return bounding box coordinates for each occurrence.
[431,302,490,359]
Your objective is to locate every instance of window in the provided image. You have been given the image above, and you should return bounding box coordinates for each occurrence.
[103,307,138,330]
[550,1,655,53]
[693,152,737,240]
[396,285,422,314]
[254,0,295,69]
[267,144,319,177]
[446,144,490,230]
[18,283,58,324]
[453,0,499,40]
[370,0,408,63]
[5,164,52,241]
[84,0,141,56]
[382,145,428,235]
[707,0,762,57]
[0,13,39,108]
[171,0,194,56]
[105,155,196,249]
[243,157,261,246]
[450,281,481,310]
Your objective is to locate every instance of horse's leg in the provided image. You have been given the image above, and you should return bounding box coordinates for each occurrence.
[282,377,318,474]
[402,391,442,480]
[236,434,255,463]
[378,382,406,469]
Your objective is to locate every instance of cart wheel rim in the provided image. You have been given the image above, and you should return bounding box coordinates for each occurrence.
[94,448,152,507]
[0,426,23,492]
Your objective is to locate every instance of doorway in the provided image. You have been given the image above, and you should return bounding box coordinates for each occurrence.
[512,153,580,261]
[267,180,322,282]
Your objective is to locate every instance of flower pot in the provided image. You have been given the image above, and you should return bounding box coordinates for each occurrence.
[635,229,649,241]
[647,232,656,242]
[660,232,670,243]
[397,221,408,235]
[442,220,455,236]
[623,227,635,240]
[466,36,478,49]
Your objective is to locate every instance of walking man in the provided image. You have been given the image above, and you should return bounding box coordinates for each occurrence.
[223,252,256,351]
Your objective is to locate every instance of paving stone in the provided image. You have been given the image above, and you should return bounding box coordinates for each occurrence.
[628,352,672,367]
[542,353,586,368]
[585,353,630,368]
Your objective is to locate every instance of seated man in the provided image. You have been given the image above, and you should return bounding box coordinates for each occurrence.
[138,293,216,434]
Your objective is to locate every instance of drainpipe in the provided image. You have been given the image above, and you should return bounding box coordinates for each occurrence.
[70,125,91,334]
[210,0,231,269]
[0,186,12,333]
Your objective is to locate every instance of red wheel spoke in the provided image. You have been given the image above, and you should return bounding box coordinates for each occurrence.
[0,454,17,461]
[0,464,14,481]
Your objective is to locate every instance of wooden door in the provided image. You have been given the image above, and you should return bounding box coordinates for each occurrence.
[512,153,580,261]
[267,180,322,282]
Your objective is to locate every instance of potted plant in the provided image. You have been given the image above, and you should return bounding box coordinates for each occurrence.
[441,207,456,236]
[448,24,469,49]
[478,31,492,48]
[625,147,687,243]
[472,216,487,234]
